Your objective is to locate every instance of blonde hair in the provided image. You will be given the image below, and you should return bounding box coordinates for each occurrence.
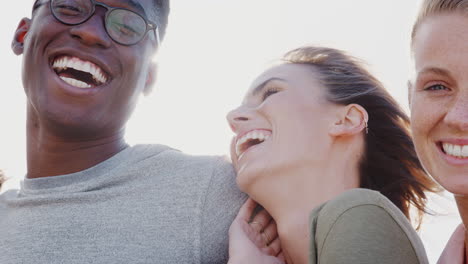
[412,0,468,42]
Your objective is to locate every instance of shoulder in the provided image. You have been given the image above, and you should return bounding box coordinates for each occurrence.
[310,188,428,264]
[0,188,19,213]
[128,144,235,178]
[133,144,234,174]
[311,189,405,235]
[311,189,402,245]
[314,188,399,221]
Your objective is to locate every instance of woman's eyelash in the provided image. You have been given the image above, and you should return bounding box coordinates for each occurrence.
[262,87,280,100]
[424,84,449,91]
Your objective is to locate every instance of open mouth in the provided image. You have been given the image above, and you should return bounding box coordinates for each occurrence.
[440,142,468,159]
[235,130,272,158]
[52,56,110,89]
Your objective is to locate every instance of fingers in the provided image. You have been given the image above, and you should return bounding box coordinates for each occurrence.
[261,237,281,256]
[237,198,258,222]
[249,208,272,233]
[262,220,278,244]
[277,251,285,262]
[249,216,278,250]
[241,201,283,257]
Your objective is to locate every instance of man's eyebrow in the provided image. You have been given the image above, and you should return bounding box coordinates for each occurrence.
[251,78,287,97]
[126,0,148,18]
[32,0,44,13]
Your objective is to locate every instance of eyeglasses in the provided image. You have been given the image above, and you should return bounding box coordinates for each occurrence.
[35,0,160,46]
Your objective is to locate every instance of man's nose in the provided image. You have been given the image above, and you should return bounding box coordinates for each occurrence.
[444,91,468,132]
[68,9,112,48]
[226,106,251,133]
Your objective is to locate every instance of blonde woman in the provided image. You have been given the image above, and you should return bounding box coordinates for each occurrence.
[409,0,468,263]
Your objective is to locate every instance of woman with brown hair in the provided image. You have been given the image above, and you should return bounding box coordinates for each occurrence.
[409,0,468,262]
[226,46,437,263]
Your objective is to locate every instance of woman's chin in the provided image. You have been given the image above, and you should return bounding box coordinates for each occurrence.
[235,167,267,197]
[235,171,254,194]
[236,160,282,196]
[439,176,468,196]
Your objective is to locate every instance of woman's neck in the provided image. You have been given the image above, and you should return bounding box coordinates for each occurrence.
[250,162,360,264]
[455,195,468,262]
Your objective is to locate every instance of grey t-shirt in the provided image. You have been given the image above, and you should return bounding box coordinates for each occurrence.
[0,144,247,264]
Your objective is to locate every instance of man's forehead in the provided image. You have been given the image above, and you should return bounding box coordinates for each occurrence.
[121,0,149,17]
[33,0,156,12]
[114,0,157,21]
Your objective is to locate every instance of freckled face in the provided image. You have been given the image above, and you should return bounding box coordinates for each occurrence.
[227,64,339,191]
[410,14,468,194]
[19,0,157,138]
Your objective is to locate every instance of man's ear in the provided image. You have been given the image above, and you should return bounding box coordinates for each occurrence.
[143,63,157,96]
[12,18,31,56]
[329,104,368,137]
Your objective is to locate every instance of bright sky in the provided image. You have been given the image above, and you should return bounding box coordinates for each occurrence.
[0,1,461,262]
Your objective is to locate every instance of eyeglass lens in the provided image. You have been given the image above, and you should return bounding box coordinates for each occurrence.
[51,0,149,45]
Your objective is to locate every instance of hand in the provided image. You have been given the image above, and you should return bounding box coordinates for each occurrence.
[437,223,465,264]
[228,198,285,264]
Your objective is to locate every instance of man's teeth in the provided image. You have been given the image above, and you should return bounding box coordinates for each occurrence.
[59,76,91,88]
[236,130,271,157]
[443,143,468,158]
[53,56,108,84]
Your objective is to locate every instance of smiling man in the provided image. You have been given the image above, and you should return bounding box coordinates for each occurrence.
[0,0,246,263]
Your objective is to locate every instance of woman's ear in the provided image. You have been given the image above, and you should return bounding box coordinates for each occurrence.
[329,104,368,137]
[12,18,31,56]
[143,63,157,96]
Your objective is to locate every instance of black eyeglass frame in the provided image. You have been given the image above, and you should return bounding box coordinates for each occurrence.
[34,0,160,46]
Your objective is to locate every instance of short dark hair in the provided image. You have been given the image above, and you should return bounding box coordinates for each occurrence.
[32,0,171,41]
[152,0,170,41]
[282,46,439,229]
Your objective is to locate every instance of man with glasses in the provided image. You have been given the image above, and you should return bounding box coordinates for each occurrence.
[0,0,246,263]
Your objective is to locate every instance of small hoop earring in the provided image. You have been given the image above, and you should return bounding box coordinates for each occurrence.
[365,120,369,134]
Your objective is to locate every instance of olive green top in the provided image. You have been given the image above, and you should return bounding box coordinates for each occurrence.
[309,188,428,264]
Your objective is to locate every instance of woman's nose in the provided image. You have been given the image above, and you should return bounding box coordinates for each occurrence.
[226,107,250,133]
[444,92,468,132]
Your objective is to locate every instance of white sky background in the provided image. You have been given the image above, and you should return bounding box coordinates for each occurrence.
[0,0,461,262]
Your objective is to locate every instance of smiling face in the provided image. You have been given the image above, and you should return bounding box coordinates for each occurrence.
[410,13,468,194]
[14,0,158,138]
[227,63,340,191]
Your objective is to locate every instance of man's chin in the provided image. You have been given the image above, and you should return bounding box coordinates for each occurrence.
[29,104,110,139]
